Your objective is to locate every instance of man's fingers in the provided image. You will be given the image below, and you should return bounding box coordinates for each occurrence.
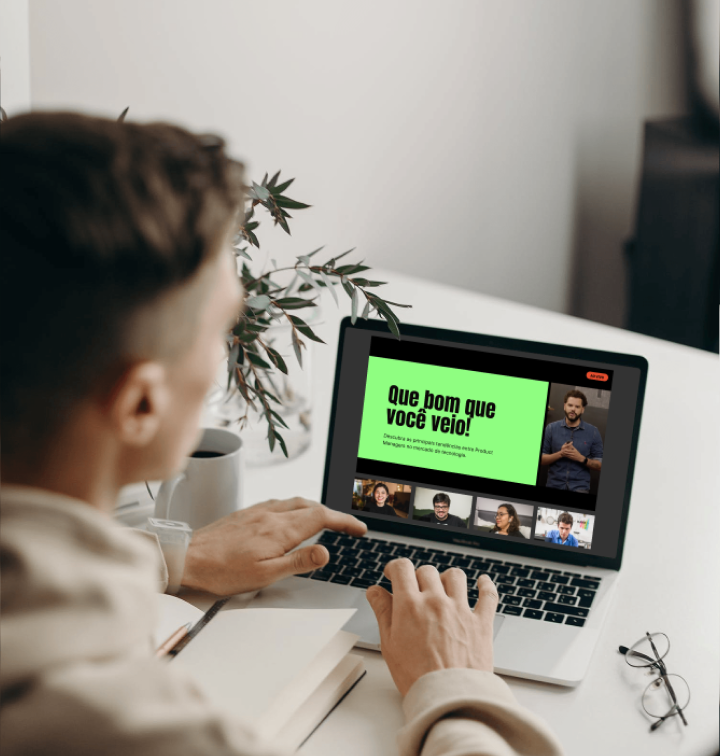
[384,558,420,596]
[366,585,393,639]
[440,567,468,601]
[473,574,499,619]
[255,497,319,513]
[281,504,368,541]
[262,544,329,583]
[416,564,442,593]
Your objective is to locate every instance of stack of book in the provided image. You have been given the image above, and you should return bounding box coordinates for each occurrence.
[154,594,365,750]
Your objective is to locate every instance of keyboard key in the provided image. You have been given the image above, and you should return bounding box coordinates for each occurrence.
[516,588,536,598]
[497,584,516,595]
[433,553,453,565]
[485,558,503,564]
[571,578,601,589]
[523,609,544,620]
[537,591,556,601]
[541,602,588,618]
[311,571,332,581]
[544,612,565,623]
[354,540,376,551]
[577,588,597,599]
[322,543,343,555]
[531,571,550,581]
[557,595,578,606]
[361,568,384,582]
[522,599,543,609]
[453,557,472,569]
[516,578,535,588]
[563,571,582,577]
[493,564,511,574]
[557,585,576,595]
[495,575,515,585]
[565,617,586,627]
[329,573,352,585]
[537,582,556,592]
[544,568,561,574]
[318,531,341,544]
[578,596,595,609]
[372,541,395,554]
[510,567,530,578]
[503,605,523,616]
[504,596,522,606]
[393,547,414,559]
[550,574,569,585]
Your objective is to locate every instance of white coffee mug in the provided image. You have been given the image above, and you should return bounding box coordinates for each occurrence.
[154,427,243,530]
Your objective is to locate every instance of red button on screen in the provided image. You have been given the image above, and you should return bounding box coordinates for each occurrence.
[587,371,609,382]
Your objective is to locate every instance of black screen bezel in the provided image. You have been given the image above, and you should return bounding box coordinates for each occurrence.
[321,317,648,572]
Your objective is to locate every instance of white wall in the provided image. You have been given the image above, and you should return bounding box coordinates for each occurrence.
[1,0,31,115]
[28,0,687,320]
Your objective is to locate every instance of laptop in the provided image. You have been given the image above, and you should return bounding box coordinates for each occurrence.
[250,317,648,687]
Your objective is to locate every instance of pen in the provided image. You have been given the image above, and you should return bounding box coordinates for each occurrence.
[155,622,192,657]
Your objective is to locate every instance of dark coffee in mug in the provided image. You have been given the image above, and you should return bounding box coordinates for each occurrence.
[190,450,225,459]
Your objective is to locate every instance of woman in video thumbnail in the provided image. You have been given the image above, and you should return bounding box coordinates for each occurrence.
[363,483,398,516]
[489,503,526,538]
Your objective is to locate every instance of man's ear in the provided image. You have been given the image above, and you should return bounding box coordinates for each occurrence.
[107,362,169,447]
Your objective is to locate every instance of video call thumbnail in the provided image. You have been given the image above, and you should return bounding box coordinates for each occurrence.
[352,479,412,518]
[534,507,595,549]
[539,384,610,495]
[472,497,535,540]
[411,488,473,528]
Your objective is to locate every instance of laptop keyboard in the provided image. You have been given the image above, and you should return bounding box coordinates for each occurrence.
[298,531,601,627]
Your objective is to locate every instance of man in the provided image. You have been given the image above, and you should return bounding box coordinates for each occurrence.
[540,390,603,493]
[0,112,562,756]
[544,513,579,547]
[417,493,467,527]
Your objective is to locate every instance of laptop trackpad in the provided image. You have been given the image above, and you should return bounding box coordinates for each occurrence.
[249,577,504,650]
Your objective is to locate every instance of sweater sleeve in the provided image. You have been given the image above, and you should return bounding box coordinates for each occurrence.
[133,529,170,593]
[398,669,563,756]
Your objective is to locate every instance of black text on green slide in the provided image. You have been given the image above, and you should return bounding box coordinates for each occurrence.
[357,357,548,486]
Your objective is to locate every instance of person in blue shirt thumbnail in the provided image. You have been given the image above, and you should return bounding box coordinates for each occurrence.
[545,512,579,547]
[541,390,603,493]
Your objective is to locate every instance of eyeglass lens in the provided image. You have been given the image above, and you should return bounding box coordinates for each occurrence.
[625,632,670,668]
[643,673,690,721]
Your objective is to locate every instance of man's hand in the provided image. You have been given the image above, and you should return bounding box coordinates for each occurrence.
[561,441,584,462]
[366,560,498,697]
[181,497,367,596]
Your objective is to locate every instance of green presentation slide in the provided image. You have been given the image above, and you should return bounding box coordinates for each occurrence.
[357,357,549,486]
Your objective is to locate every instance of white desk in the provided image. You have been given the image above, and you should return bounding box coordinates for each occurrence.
[238,271,719,756]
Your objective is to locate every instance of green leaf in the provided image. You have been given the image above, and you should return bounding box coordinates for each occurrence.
[342,280,354,299]
[266,170,281,189]
[374,300,401,339]
[234,246,252,260]
[336,264,370,275]
[306,246,324,258]
[245,295,271,311]
[374,298,412,308]
[246,351,272,370]
[269,409,290,429]
[251,182,270,201]
[118,106,129,122]
[320,270,338,305]
[291,329,304,367]
[274,197,311,210]
[272,177,295,194]
[361,301,370,320]
[351,287,360,324]
[296,269,321,293]
[274,298,317,310]
[274,430,289,457]
[264,345,288,375]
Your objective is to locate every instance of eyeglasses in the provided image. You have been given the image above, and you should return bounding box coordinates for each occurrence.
[619,632,689,731]
[434,504,450,509]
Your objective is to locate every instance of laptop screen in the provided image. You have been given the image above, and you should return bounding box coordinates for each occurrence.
[322,319,647,569]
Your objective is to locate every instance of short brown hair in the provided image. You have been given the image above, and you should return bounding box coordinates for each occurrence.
[563,389,587,407]
[558,512,574,526]
[0,112,244,456]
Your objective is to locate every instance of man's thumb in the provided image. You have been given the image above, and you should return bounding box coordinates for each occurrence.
[366,585,393,637]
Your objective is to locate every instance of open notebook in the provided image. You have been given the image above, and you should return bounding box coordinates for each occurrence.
[155,594,366,750]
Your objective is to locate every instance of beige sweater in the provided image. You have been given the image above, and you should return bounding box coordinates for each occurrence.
[0,486,563,756]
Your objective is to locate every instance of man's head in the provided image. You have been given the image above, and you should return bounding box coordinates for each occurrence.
[432,493,451,520]
[557,512,574,540]
[563,389,587,424]
[0,112,244,490]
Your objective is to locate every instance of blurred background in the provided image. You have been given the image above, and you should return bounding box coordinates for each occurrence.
[2,0,717,350]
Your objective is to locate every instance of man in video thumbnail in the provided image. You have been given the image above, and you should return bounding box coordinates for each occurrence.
[540,389,603,493]
[544,512,579,547]
[417,493,467,528]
